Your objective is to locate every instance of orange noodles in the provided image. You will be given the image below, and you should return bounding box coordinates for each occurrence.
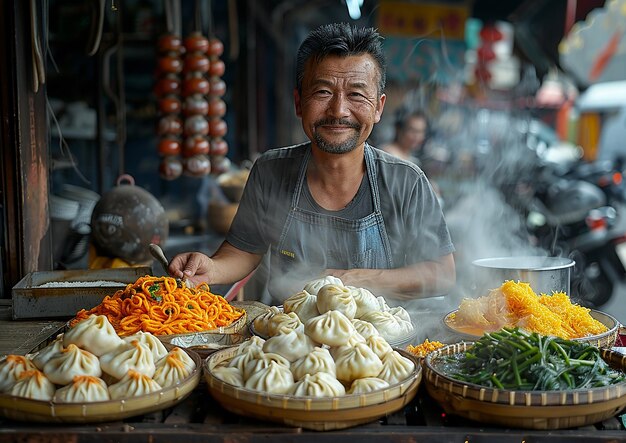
[453,280,607,339]
[71,275,245,337]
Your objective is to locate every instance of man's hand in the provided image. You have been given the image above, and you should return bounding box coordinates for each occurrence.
[326,253,456,300]
[168,252,213,287]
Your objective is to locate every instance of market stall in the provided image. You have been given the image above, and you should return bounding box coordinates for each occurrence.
[1,269,626,442]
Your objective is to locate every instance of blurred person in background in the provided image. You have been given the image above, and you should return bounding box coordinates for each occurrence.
[382,108,430,165]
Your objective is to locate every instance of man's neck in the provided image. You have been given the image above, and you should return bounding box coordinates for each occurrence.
[306,144,366,210]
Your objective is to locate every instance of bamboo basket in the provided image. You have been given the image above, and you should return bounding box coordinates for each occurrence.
[443,309,619,349]
[0,347,202,423]
[423,342,626,429]
[204,346,422,431]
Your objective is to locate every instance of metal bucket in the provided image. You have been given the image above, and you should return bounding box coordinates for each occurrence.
[471,256,575,296]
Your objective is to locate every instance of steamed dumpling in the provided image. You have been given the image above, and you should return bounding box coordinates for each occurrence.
[238,336,265,354]
[243,352,290,380]
[329,332,366,359]
[63,315,124,356]
[334,342,383,383]
[347,286,380,318]
[290,372,346,397]
[360,311,412,341]
[108,369,162,400]
[262,328,317,362]
[10,369,55,401]
[304,310,356,347]
[31,335,64,370]
[303,276,344,295]
[388,306,412,323]
[153,347,196,387]
[0,355,37,392]
[227,345,263,372]
[252,306,281,336]
[291,347,336,381]
[100,340,155,379]
[377,350,416,384]
[122,331,168,362]
[283,290,319,322]
[244,361,294,394]
[351,318,380,340]
[365,334,393,359]
[267,312,302,337]
[43,344,101,385]
[347,377,389,395]
[316,284,357,319]
[53,375,110,403]
[376,296,390,312]
[211,366,244,387]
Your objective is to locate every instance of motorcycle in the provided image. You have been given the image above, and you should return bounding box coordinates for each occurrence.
[520,149,626,308]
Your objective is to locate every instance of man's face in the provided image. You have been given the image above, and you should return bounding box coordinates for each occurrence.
[294,54,386,154]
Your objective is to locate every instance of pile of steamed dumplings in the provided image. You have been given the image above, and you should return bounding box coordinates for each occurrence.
[212,276,417,397]
[0,314,196,403]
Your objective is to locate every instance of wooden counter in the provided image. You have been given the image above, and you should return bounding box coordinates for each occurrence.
[1,382,625,442]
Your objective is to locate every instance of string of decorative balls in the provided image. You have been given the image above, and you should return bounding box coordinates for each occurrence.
[155,31,228,180]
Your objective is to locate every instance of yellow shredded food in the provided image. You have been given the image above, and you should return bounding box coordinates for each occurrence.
[452,280,607,339]
[406,339,445,357]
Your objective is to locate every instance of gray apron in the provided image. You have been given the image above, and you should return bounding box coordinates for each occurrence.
[267,144,394,300]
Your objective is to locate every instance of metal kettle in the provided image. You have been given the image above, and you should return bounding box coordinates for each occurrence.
[90,175,169,264]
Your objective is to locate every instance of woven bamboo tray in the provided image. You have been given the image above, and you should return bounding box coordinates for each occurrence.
[204,346,422,431]
[0,347,202,423]
[423,342,626,429]
[443,309,619,348]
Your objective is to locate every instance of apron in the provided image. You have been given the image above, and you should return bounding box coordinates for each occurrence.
[268,144,394,300]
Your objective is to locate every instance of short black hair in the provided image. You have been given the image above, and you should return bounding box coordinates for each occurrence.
[295,23,386,97]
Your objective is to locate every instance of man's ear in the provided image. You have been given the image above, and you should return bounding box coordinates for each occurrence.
[374,93,387,123]
[294,88,302,117]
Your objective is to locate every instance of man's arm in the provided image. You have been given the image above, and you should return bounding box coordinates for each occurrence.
[168,241,263,287]
[325,253,455,300]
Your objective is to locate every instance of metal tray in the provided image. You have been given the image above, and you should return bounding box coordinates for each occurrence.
[11,267,152,320]
[443,308,619,348]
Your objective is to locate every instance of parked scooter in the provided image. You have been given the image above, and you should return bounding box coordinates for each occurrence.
[521,151,626,308]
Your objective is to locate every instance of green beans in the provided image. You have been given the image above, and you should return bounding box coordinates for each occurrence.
[444,327,625,390]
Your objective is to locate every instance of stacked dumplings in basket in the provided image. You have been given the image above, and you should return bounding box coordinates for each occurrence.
[0,314,196,403]
[213,277,417,396]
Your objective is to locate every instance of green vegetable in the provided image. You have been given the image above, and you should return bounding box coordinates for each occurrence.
[149,284,162,302]
[444,327,625,390]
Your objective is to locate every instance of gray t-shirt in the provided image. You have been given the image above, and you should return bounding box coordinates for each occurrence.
[226,142,455,268]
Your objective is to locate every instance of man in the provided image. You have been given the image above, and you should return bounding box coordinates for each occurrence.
[169,23,455,304]
[382,109,430,164]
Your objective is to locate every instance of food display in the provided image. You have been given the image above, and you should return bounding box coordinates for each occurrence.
[254,276,415,345]
[211,323,416,397]
[423,340,626,430]
[71,275,245,336]
[448,280,607,339]
[0,315,198,405]
[406,339,445,358]
[439,327,624,390]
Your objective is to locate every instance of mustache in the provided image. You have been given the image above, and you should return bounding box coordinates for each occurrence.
[314,118,360,129]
